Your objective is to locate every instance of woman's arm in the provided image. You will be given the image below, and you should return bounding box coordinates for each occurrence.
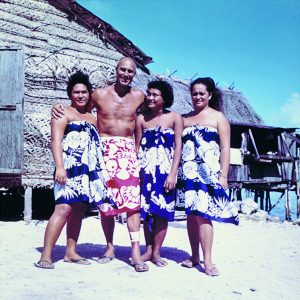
[51,114,68,185]
[217,112,231,189]
[164,113,183,192]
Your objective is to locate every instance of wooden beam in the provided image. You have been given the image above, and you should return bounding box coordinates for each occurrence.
[248,129,260,159]
[281,133,293,159]
[268,191,285,213]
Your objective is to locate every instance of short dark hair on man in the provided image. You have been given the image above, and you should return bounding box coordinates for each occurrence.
[67,71,92,99]
[147,80,174,109]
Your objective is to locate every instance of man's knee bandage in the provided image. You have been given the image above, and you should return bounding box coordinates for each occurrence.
[129,231,140,242]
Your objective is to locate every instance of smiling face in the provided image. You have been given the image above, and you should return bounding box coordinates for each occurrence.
[146,88,164,110]
[115,58,136,86]
[191,83,212,111]
[70,83,90,111]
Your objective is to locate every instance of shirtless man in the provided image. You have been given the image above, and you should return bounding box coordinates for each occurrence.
[53,57,148,272]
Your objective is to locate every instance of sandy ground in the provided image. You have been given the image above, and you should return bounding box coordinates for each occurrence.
[0,215,299,300]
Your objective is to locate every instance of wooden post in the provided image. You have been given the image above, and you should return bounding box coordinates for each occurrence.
[23,186,32,222]
[265,191,271,211]
[285,189,291,221]
[254,190,258,203]
[237,189,242,201]
[297,182,300,218]
[296,147,300,218]
[259,190,264,210]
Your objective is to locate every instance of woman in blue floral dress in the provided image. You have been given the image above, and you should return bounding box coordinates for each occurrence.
[35,71,107,269]
[135,80,183,267]
[177,77,239,276]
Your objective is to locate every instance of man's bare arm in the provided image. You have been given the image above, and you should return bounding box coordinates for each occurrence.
[51,104,65,120]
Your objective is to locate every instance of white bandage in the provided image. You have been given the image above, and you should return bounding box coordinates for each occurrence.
[129,231,140,242]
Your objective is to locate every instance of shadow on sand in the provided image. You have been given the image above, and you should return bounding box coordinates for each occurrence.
[35,243,192,266]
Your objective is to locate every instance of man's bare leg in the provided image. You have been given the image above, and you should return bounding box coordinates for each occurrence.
[127,211,148,271]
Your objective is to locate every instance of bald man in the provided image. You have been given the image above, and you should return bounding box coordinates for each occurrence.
[52,57,148,272]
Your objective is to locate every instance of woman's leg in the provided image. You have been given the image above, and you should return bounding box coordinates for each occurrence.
[64,202,86,261]
[186,215,200,263]
[100,215,115,258]
[38,204,72,265]
[141,216,154,261]
[197,216,219,275]
[152,216,168,266]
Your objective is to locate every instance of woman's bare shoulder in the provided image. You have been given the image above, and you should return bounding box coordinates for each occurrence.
[181,111,194,118]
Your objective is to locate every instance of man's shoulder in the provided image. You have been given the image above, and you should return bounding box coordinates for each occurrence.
[92,86,113,101]
[130,87,144,98]
[129,88,144,107]
[93,85,112,94]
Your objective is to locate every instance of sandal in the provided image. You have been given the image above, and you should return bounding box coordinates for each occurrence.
[152,259,168,267]
[205,265,220,276]
[34,260,55,269]
[64,258,91,265]
[131,261,149,272]
[181,258,199,268]
[95,255,115,264]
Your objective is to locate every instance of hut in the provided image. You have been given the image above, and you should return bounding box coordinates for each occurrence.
[0,0,299,221]
[0,0,152,219]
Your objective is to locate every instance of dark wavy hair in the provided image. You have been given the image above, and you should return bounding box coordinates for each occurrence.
[147,80,174,109]
[67,71,93,99]
[190,77,223,111]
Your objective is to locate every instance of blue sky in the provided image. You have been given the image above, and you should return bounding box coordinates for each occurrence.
[77,0,300,128]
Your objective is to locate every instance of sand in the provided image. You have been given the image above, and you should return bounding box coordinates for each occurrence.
[0,215,299,300]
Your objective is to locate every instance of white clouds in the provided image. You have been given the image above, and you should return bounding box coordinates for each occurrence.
[267,93,300,128]
[280,93,300,128]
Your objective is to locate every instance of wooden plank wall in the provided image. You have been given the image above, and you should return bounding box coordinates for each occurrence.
[0,47,24,174]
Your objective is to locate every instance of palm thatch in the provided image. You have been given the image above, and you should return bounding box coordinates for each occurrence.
[133,73,264,125]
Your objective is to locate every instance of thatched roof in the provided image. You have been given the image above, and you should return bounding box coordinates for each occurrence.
[133,73,264,125]
[48,0,153,73]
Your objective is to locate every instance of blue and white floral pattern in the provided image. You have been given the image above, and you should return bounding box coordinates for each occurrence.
[139,127,176,221]
[177,125,239,225]
[54,121,108,205]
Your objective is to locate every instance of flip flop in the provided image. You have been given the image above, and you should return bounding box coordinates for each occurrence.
[34,260,55,269]
[205,265,220,276]
[181,259,199,268]
[96,255,115,264]
[131,261,149,272]
[152,259,168,267]
[64,258,91,265]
